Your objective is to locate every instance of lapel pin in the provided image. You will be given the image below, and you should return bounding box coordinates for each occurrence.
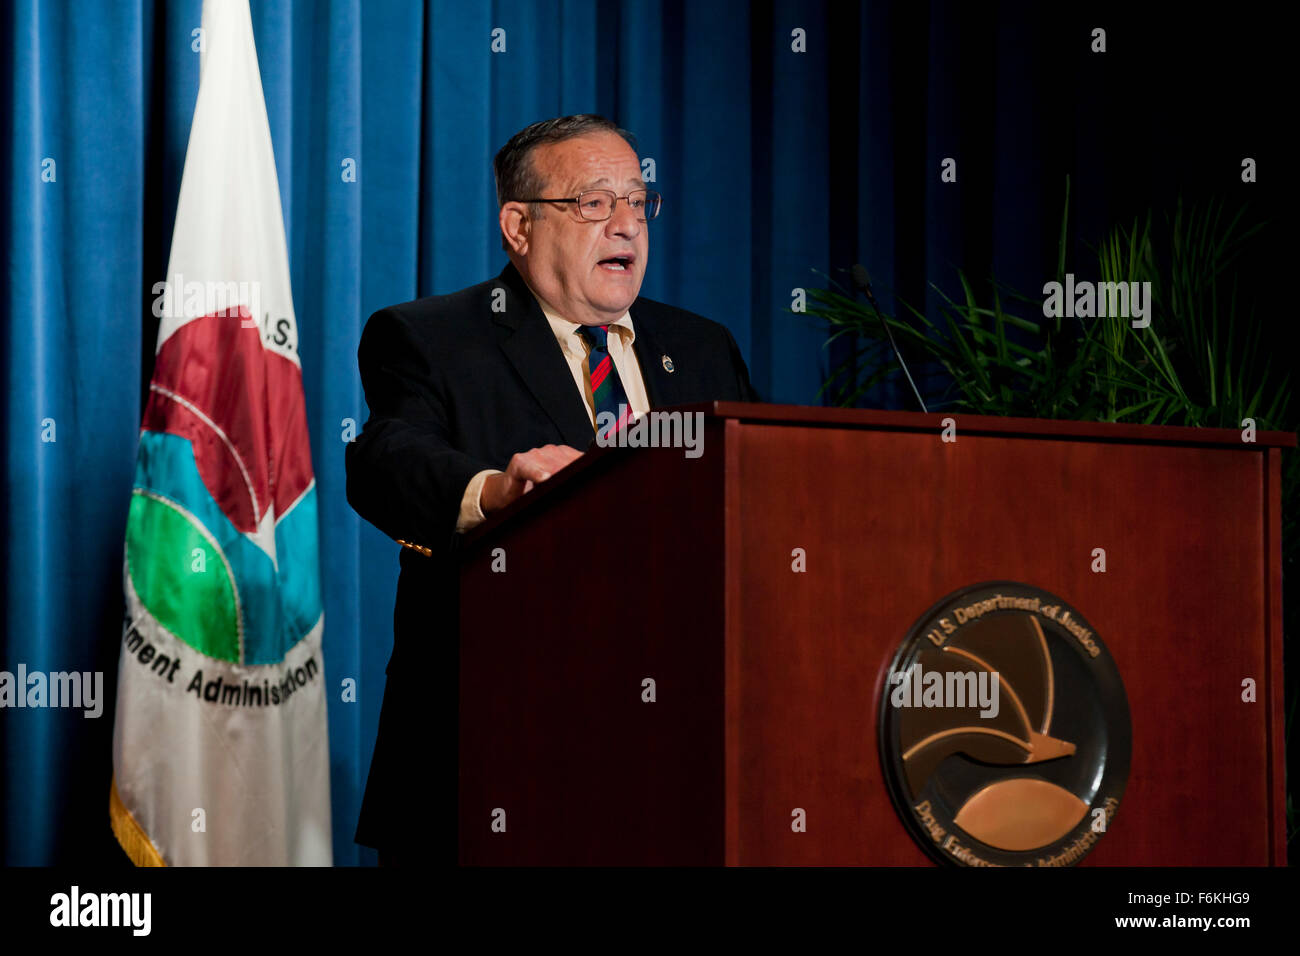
[662,355,675,373]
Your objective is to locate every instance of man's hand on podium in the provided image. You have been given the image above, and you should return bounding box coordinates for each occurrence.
[481,444,585,514]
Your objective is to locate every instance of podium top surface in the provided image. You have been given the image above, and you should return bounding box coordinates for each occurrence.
[459,402,1292,549]
[690,402,1296,449]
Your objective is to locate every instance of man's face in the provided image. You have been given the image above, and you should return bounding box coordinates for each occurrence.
[512,131,648,326]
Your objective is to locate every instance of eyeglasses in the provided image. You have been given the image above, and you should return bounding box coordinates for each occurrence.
[516,188,662,222]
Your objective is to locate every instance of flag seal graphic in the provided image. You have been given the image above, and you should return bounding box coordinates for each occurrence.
[110,0,332,866]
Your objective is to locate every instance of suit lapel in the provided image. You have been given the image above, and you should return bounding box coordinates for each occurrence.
[630,310,678,410]
[493,264,595,449]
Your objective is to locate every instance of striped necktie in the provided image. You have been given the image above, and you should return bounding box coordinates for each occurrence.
[576,324,635,441]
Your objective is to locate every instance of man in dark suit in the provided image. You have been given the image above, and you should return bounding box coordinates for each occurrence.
[345,114,759,864]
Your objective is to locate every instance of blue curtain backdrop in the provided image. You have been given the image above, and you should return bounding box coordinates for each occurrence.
[3,0,831,867]
[2,0,1279,865]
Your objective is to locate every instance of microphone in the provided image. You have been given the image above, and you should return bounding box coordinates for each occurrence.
[850,264,928,414]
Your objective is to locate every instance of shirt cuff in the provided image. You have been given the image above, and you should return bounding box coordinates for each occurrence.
[456,468,504,533]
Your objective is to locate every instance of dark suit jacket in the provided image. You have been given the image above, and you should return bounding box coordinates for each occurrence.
[345,261,759,853]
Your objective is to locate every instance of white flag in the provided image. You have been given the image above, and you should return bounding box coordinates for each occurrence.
[110,0,331,866]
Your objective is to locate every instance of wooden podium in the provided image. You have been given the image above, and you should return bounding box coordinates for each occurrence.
[456,404,1291,865]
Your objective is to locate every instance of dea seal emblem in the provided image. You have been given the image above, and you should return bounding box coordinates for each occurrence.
[878,582,1130,866]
